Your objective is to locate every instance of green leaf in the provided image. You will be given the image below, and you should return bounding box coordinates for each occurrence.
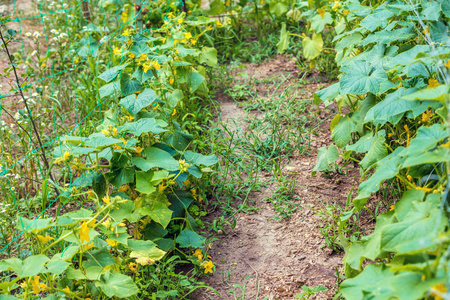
[17,217,52,233]
[176,229,206,248]
[302,33,323,61]
[166,122,193,151]
[359,130,387,170]
[183,151,218,167]
[341,264,437,299]
[166,89,184,108]
[346,132,374,153]
[98,64,129,83]
[312,145,339,174]
[85,135,123,149]
[96,271,138,298]
[269,1,288,16]
[118,118,167,136]
[132,147,179,171]
[119,88,158,115]
[111,200,141,223]
[120,73,142,96]
[108,168,134,188]
[83,247,115,269]
[99,81,120,99]
[187,71,205,93]
[129,247,166,265]
[314,82,340,106]
[402,124,448,156]
[45,255,70,275]
[135,170,170,194]
[277,23,289,54]
[360,9,394,32]
[310,13,333,33]
[331,115,356,148]
[402,85,450,104]
[199,47,218,67]
[128,239,157,251]
[140,193,173,228]
[0,255,49,278]
[340,61,388,95]
[402,147,450,168]
[208,0,226,15]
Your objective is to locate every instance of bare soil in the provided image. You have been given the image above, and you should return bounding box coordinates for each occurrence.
[194,56,361,300]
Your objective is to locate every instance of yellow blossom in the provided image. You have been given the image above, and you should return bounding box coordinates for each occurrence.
[178,18,183,24]
[430,283,447,300]
[101,129,109,135]
[120,10,128,23]
[126,39,133,46]
[427,78,440,89]
[193,249,203,260]
[441,141,450,148]
[139,53,147,61]
[160,37,167,43]
[62,286,71,294]
[184,32,192,40]
[129,262,138,272]
[191,39,197,45]
[416,186,433,193]
[444,59,450,69]
[37,235,54,244]
[103,195,110,205]
[83,242,94,251]
[106,238,117,247]
[31,275,48,294]
[172,108,177,116]
[63,151,70,161]
[119,185,130,192]
[112,127,118,136]
[158,184,165,192]
[123,29,130,36]
[204,260,214,274]
[169,78,174,85]
[422,109,433,122]
[404,124,411,147]
[128,53,135,59]
[135,146,144,154]
[143,62,151,73]
[317,8,325,18]
[80,221,90,244]
[153,104,160,110]
[215,20,222,26]
[113,47,122,55]
[389,204,395,211]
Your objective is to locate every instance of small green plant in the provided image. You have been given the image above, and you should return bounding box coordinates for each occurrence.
[297,284,329,299]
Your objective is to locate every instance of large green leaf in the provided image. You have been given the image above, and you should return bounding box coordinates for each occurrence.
[135,170,170,194]
[132,147,179,171]
[310,12,333,33]
[302,33,323,61]
[98,63,129,83]
[96,271,138,298]
[340,61,388,95]
[119,88,158,115]
[402,85,449,104]
[199,47,218,67]
[269,1,288,16]
[277,23,289,54]
[176,229,205,248]
[187,71,205,93]
[0,255,49,278]
[118,118,168,136]
[183,151,218,167]
[314,82,340,106]
[312,145,339,175]
[360,9,394,32]
[140,193,173,228]
[359,130,387,170]
[331,115,356,148]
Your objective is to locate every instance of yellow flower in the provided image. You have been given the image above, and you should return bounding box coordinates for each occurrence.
[41,62,46,68]
[317,8,325,18]
[389,204,395,211]
[193,249,203,260]
[83,242,94,251]
[123,29,130,36]
[31,276,48,294]
[143,62,151,73]
[80,221,90,244]
[431,283,447,300]
[441,141,450,148]
[119,185,130,192]
[129,262,138,272]
[120,10,128,23]
[62,286,71,294]
[416,186,433,193]
[158,184,165,192]
[404,124,411,147]
[124,115,135,121]
[427,78,440,89]
[204,260,214,274]
[102,218,112,229]
[126,39,133,46]
[191,188,196,195]
[178,18,183,24]
[422,109,433,122]
[37,235,54,244]
[113,47,122,55]
[160,37,167,43]
[74,58,80,64]
[106,238,118,247]
[332,1,342,11]
[184,32,192,40]
[191,39,197,45]
[342,10,350,15]
[215,20,222,26]
[135,146,144,154]
[153,104,160,110]
[101,129,109,135]
[172,108,177,116]
[169,78,174,85]
[103,195,110,205]
[139,53,147,61]
[444,59,450,69]
[63,151,70,161]
[128,53,135,59]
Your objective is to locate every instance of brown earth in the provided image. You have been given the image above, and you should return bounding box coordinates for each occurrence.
[193,56,362,300]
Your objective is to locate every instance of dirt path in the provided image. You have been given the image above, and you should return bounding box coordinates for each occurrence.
[195,56,360,300]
